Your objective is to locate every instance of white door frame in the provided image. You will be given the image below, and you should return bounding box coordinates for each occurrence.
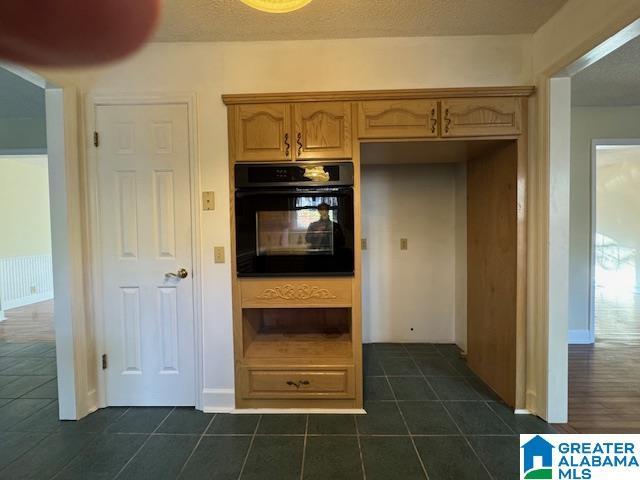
[85,94,203,410]
[588,138,640,344]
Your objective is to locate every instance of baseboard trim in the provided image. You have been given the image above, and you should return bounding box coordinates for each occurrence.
[202,388,235,413]
[568,329,594,344]
[230,408,367,415]
[3,292,54,310]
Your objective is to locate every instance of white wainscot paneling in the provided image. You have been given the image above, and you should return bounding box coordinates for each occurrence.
[0,255,54,312]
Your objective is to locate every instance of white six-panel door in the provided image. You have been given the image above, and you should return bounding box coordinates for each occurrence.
[96,103,195,406]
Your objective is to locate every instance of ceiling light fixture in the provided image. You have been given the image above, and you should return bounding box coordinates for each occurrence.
[240,0,313,13]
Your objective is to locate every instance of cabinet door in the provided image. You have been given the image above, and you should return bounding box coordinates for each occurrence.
[358,99,438,139]
[235,103,292,162]
[441,97,521,138]
[294,102,352,160]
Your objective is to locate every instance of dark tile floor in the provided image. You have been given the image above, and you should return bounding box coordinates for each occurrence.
[0,341,555,479]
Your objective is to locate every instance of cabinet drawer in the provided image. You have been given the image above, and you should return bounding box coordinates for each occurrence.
[243,367,354,399]
[358,100,439,139]
[441,97,521,137]
[240,278,352,308]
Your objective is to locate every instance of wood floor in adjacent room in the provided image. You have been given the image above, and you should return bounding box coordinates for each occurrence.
[0,300,55,342]
[568,290,640,433]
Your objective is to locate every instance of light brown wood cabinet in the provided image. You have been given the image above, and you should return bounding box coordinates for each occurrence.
[358,99,439,139]
[235,103,292,162]
[235,102,352,161]
[294,102,352,160]
[441,97,522,138]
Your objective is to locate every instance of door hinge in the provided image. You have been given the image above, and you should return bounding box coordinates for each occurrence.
[93,131,100,147]
[101,354,108,370]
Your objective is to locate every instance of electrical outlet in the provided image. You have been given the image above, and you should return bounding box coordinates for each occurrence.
[214,246,225,263]
[361,238,368,250]
[400,238,408,250]
[202,192,215,211]
[30,286,37,294]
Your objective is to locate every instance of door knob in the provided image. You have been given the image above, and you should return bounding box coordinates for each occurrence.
[165,268,188,280]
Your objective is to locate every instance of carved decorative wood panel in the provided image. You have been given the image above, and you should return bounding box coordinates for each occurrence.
[294,102,352,160]
[358,99,439,139]
[441,97,521,137]
[235,103,292,161]
[240,278,352,308]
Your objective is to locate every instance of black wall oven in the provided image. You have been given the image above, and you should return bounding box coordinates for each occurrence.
[235,163,354,277]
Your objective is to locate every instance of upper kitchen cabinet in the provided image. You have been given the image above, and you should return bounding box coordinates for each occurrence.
[235,103,292,162]
[358,99,439,139]
[293,102,352,160]
[440,97,522,138]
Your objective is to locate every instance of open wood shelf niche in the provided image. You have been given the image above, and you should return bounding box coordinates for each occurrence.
[243,308,353,365]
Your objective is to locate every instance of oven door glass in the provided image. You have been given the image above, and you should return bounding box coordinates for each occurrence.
[236,187,354,276]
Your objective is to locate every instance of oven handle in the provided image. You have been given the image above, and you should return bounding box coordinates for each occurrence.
[235,187,353,197]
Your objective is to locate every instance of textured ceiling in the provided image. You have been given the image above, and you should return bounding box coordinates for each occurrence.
[155,0,569,42]
[573,36,640,106]
[0,68,45,119]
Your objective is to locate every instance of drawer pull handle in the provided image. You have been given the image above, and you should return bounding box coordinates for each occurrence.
[444,108,451,133]
[296,132,303,157]
[286,380,311,389]
[284,133,290,157]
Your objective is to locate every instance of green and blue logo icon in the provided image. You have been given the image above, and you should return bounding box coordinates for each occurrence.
[521,435,554,479]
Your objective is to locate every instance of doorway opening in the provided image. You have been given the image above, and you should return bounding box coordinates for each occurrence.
[0,67,57,401]
[561,28,640,432]
[591,143,640,342]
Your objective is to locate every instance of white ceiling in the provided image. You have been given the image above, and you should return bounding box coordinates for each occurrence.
[572,36,640,107]
[155,0,569,42]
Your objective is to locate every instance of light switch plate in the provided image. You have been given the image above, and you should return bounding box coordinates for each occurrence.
[202,192,215,211]
[214,246,225,263]
[361,238,368,250]
[400,238,408,250]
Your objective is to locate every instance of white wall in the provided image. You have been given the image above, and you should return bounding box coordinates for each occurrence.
[0,155,52,257]
[362,163,461,343]
[36,35,532,411]
[569,106,640,338]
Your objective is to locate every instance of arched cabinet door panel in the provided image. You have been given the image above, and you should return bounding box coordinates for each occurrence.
[441,97,521,138]
[358,99,439,139]
[235,103,292,162]
[294,102,352,160]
